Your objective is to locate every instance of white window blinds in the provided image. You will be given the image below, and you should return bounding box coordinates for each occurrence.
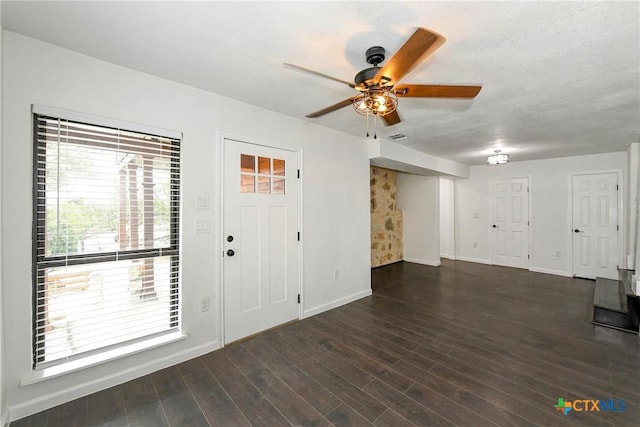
[33,111,181,367]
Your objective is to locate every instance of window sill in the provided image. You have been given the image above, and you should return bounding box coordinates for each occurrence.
[21,331,188,386]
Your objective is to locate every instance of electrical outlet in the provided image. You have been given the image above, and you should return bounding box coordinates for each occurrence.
[200,296,210,312]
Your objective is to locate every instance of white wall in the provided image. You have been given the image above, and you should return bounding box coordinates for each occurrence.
[1,31,371,420]
[439,177,455,259]
[396,173,441,266]
[369,139,469,178]
[456,152,627,276]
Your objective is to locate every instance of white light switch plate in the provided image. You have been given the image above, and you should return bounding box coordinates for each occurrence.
[195,219,211,233]
[196,196,210,210]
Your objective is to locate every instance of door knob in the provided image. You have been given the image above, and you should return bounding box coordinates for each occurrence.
[226,249,235,257]
[574,229,582,233]
[492,224,498,228]
[226,235,234,242]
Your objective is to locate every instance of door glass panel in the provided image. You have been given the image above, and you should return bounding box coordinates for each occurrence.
[240,154,288,195]
[240,174,255,193]
[257,176,270,194]
[258,157,270,175]
[273,159,285,176]
[273,177,285,194]
[241,154,255,173]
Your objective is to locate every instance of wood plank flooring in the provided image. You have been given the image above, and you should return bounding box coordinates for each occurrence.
[11,260,640,426]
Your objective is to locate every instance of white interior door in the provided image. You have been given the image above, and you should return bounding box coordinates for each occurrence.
[491,177,530,269]
[223,139,299,344]
[572,173,619,280]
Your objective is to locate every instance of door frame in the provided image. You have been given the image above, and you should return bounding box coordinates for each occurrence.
[217,132,303,346]
[568,169,624,278]
[489,175,532,269]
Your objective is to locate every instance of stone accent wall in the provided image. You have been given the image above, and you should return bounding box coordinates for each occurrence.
[370,167,403,267]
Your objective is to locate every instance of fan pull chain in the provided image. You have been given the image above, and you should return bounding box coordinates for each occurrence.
[373,114,378,139]
[365,113,370,138]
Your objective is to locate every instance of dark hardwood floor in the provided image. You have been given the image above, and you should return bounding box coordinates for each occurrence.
[12,260,640,426]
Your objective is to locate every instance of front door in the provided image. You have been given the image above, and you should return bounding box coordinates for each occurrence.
[491,177,530,269]
[223,138,299,344]
[572,173,619,280]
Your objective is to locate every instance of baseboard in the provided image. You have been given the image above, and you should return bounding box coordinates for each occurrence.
[440,254,456,260]
[529,266,572,277]
[8,340,220,422]
[303,289,372,319]
[454,256,491,265]
[1,409,8,427]
[404,258,441,267]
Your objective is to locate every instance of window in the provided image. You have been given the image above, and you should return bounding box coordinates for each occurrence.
[32,108,181,367]
[240,154,285,194]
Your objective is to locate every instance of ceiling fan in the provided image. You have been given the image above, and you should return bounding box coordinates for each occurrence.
[284,27,481,129]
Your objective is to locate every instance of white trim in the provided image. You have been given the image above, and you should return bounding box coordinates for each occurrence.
[31,104,182,140]
[404,258,442,267]
[303,289,372,319]
[1,411,8,427]
[529,267,572,277]
[455,256,492,265]
[569,170,624,278]
[297,150,304,318]
[22,332,187,386]
[216,131,226,347]
[440,254,456,260]
[10,340,219,422]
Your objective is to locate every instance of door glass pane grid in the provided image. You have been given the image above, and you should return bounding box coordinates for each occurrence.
[240,154,285,194]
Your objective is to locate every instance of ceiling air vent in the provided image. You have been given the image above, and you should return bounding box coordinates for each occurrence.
[389,134,408,141]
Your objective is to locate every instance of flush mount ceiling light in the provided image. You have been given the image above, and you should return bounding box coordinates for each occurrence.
[487,150,509,165]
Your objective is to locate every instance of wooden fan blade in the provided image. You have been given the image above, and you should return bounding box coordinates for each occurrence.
[381,110,401,126]
[375,28,446,85]
[395,84,482,98]
[306,97,355,118]
[284,63,355,88]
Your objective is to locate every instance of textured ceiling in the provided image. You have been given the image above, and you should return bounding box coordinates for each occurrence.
[2,1,639,165]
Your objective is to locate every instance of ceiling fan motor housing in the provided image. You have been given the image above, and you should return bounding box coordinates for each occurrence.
[354,67,380,88]
[365,46,385,66]
[355,46,388,88]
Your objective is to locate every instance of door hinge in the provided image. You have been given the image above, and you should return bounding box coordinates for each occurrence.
[297,232,300,241]
[528,221,530,226]
[297,169,300,179]
[616,184,619,191]
[297,294,300,304]
[617,225,619,231]
[527,187,530,193]
[528,254,530,259]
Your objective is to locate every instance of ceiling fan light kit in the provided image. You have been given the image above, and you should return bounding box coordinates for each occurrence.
[487,150,509,165]
[352,87,398,117]
[285,27,482,138]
